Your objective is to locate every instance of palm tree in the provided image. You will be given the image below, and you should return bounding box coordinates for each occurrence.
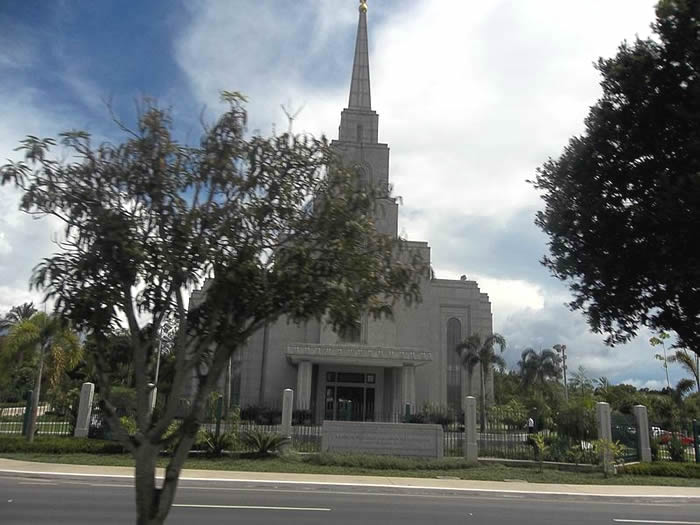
[650,332,672,390]
[0,302,37,332]
[670,378,696,407]
[667,348,699,393]
[3,313,82,442]
[455,333,507,430]
[518,348,563,392]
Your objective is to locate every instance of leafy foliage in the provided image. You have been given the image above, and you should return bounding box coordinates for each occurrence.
[200,430,237,457]
[0,93,424,523]
[530,0,700,354]
[240,428,290,456]
[0,436,125,454]
[619,461,700,479]
[0,303,37,331]
[518,348,562,389]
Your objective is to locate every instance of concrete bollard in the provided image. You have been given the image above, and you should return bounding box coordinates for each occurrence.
[74,383,95,438]
[280,389,294,453]
[464,396,478,463]
[596,402,613,472]
[633,405,652,462]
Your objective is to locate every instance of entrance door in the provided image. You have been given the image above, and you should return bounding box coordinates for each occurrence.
[336,386,364,421]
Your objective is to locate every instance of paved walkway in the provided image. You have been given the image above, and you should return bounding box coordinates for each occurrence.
[1,457,699,500]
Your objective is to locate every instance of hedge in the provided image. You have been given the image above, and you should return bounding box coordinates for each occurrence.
[619,462,700,479]
[0,436,126,455]
[305,453,479,471]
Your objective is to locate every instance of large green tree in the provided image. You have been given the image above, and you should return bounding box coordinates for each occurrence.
[1,93,423,525]
[531,0,700,355]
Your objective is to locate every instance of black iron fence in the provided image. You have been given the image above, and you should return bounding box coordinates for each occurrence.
[476,407,597,464]
[651,426,697,463]
[611,412,639,463]
[0,393,74,437]
[81,397,646,466]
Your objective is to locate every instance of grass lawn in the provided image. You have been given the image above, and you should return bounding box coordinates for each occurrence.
[2,452,700,487]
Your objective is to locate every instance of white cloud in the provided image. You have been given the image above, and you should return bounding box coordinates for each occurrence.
[0,84,68,314]
[619,378,667,391]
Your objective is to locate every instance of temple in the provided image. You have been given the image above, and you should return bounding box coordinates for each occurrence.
[191,1,494,420]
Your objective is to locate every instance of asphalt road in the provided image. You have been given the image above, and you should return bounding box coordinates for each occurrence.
[1,473,699,525]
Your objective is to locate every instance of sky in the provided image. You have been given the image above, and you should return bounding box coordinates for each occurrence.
[0,0,686,389]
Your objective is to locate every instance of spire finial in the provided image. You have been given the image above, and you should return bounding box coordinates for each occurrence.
[348,0,372,109]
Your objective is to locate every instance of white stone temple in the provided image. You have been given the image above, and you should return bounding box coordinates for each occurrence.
[191,1,494,421]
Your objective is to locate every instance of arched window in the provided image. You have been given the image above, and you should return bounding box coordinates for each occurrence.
[446,318,462,412]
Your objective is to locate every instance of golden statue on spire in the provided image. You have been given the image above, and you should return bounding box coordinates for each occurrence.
[360,0,368,13]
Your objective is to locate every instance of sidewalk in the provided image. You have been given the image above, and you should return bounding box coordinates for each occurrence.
[1,457,699,501]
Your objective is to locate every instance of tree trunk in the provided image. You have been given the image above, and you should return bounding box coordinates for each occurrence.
[27,344,45,443]
[134,443,161,525]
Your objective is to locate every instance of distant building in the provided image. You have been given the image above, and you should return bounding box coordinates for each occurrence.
[190,1,493,421]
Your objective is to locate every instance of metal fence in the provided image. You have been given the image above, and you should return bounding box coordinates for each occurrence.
[0,394,75,437]
[475,407,598,464]
[652,428,697,463]
[611,412,639,463]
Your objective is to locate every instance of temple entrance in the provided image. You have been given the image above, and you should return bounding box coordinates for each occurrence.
[323,371,376,421]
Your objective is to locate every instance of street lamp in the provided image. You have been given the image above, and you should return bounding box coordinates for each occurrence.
[553,344,568,402]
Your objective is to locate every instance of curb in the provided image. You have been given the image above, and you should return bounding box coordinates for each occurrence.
[1,468,700,503]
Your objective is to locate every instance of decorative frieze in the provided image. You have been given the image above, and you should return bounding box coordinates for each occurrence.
[286,343,432,364]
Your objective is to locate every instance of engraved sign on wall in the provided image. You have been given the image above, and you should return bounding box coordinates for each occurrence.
[321,421,444,458]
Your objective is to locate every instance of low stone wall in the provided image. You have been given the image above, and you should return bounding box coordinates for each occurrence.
[321,421,444,458]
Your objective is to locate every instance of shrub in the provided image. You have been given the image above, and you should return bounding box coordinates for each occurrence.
[668,435,686,462]
[240,429,289,455]
[619,462,700,479]
[0,436,125,454]
[119,416,137,436]
[531,433,548,472]
[542,434,570,463]
[650,437,660,461]
[199,430,237,457]
[593,439,625,477]
[307,453,480,471]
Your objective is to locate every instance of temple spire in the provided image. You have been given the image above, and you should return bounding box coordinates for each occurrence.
[348,1,371,110]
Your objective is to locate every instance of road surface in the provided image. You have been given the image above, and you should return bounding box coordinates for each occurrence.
[1,473,699,524]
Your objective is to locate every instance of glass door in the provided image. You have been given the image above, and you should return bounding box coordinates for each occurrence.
[336,386,365,421]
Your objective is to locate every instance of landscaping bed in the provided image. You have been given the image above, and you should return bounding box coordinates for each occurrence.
[1,437,699,486]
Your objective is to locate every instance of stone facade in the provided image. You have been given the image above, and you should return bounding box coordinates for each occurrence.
[192,3,493,421]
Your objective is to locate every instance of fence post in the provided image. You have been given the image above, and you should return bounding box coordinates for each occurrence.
[693,419,699,464]
[21,390,33,437]
[464,396,478,463]
[214,395,223,439]
[281,389,294,453]
[74,382,95,438]
[632,405,652,462]
[596,402,613,473]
